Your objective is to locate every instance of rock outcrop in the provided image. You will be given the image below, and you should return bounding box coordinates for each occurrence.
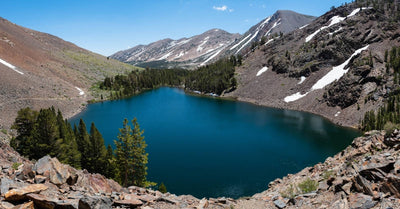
[4,130,400,208]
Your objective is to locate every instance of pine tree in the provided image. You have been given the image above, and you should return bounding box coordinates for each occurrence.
[115,118,150,187]
[11,107,38,157]
[88,122,107,173]
[104,144,116,178]
[158,182,167,193]
[76,119,91,169]
[33,107,59,159]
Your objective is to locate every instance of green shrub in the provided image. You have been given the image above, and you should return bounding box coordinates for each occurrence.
[0,129,7,134]
[384,122,400,137]
[158,182,167,193]
[298,178,318,193]
[12,162,22,170]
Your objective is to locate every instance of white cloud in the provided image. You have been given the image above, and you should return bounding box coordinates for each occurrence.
[213,5,233,12]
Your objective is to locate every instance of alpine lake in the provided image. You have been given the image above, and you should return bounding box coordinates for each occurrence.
[70,87,360,199]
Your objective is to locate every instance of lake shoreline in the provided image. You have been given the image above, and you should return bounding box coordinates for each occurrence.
[69,87,360,198]
[66,86,360,132]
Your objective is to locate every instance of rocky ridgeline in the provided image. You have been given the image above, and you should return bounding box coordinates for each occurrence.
[3,131,400,208]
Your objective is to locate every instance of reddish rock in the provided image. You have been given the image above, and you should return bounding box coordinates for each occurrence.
[5,184,48,202]
[348,193,376,209]
[11,201,34,209]
[113,199,143,207]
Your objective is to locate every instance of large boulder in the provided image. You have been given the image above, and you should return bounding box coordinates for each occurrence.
[33,156,77,186]
[4,184,48,202]
[75,173,123,194]
[78,196,112,209]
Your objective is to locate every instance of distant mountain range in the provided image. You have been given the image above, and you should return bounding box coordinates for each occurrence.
[111,10,316,69]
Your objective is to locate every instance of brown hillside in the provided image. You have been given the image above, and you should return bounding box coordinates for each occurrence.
[0,17,138,129]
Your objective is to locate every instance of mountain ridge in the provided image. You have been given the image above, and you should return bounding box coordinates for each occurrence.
[111,10,316,69]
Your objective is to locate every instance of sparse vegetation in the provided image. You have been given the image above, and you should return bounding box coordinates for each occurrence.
[322,170,335,180]
[280,178,319,198]
[12,162,22,170]
[298,178,319,193]
[280,184,296,199]
[1,129,7,135]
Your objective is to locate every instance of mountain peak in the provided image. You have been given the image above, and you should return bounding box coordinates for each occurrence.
[110,10,315,69]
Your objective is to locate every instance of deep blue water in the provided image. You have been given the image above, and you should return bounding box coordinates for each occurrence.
[70,87,360,198]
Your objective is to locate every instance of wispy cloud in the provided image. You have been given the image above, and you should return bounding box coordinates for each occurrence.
[213,5,233,12]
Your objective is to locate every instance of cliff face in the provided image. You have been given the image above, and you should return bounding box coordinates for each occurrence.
[2,130,400,209]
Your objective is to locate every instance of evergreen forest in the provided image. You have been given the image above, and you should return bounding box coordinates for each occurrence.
[10,107,154,188]
[99,56,241,99]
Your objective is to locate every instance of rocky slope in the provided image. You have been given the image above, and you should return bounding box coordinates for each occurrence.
[226,1,400,128]
[3,127,400,208]
[223,10,315,57]
[0,17,139,129]
[111,10,315,69]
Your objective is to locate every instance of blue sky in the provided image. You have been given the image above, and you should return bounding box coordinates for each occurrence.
[2,0,351,56]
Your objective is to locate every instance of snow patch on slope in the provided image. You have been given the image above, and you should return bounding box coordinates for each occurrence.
[284,45,369,102]
[284,92,309,103]
[311,45,369,90]
[265,39,274,45]
[200,48,224,66]
[175,51,185,58]
[235,31,259,55]
[306,8,370,42]
[265,19,281,37]
[75,87,85,96]
[177,38,191,45]
[298,76,306,84]
[299,24,309,29]
[256,67,268,76]
[0,58,24,75]
[197,36,209,52]
[158,52,173,60]
[230,34,252,50]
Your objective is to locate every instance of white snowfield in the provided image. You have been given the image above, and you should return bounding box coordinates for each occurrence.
[235,31,259,55]
[175,51,185,58]
[298,76,306,84]
[0,58,24,75]
[305,7,370,42]
[200,48,223,66]
[328,27,343,36]
[284,92,309,103]
[299,24,309,30]
[75,87,85,96]
[230,34,252,50]
[158,52,172,60]
[284,45,369,103]
[233,16,274,54]
[197,36,209,52]
[265,39,274,45]
[265,19,281,36]
[177,38,191,45]
[256,67,268,76]
[311,45,369,90]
